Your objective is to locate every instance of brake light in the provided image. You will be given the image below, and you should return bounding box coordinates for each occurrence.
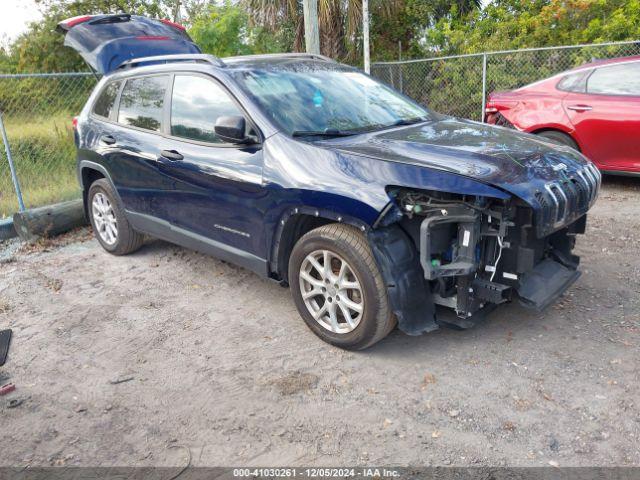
[136,35,171,41]
[72,117,78,129]
[61,15,93,29]
[160,18,186,31]
[485,99,518,114]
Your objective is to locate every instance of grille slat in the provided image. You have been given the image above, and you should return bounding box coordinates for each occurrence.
[570,178,587,210]
[536,163,600,236]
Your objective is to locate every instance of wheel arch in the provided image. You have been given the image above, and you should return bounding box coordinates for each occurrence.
[529,127,582,152]
[78,161,121,220]
[269,207,370,284]
[272,204,440,337]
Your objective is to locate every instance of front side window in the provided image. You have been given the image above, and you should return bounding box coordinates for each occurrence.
[170,75,245,143]
[587,63,640,96]
[93,81,121,118]
[117,75,169,131]
[230,64,431,136]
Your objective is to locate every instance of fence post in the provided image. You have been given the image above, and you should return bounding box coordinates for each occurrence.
[480,53,487,123]
[0,112,25,212]
[398,41,403,93]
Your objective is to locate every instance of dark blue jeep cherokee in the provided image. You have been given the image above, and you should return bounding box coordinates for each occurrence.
[61,14,600,349]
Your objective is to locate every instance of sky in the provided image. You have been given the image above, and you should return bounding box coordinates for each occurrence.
[0,0,43,45]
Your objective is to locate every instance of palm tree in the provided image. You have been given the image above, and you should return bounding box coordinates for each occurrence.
[241,0,482,60]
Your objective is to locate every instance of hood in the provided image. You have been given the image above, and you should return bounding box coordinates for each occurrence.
[321,117,592,203]
[57,14,201,74]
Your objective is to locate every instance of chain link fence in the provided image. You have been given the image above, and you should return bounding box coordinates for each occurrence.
[0,72,97,218]
[372,40,640,122]
[1,41,639,219]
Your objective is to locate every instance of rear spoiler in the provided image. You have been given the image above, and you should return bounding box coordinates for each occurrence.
[56,14,132,32]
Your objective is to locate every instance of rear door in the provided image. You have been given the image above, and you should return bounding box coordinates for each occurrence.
[563,61,640,170]
[57,14,200,74]
[97,74,175,218]
[154,73,266,259]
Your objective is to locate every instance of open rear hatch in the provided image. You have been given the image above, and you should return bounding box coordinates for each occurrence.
[56,14,201,74]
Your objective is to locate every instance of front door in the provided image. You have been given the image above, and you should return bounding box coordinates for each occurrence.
[154,74,267,259]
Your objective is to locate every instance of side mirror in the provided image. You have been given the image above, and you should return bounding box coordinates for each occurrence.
[214,115,248,144]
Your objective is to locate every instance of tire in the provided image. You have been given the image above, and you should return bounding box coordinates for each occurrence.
[536,130,579,151]
[87,178,144,255]
[289,223,395,350]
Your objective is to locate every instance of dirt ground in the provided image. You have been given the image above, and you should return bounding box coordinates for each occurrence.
[0,177,639,468]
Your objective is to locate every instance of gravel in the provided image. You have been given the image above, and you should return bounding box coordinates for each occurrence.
[0,176,639,467]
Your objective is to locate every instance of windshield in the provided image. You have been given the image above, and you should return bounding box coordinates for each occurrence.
[230,63,432,136]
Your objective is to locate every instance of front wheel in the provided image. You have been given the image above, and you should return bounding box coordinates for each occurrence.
[289,224,395,350]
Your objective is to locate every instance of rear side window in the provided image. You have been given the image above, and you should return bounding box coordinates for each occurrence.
[93,81,121,118]
[170,75,244,143]
[587,63,640,96]
[556,71,587,93]
[117,75,169,131]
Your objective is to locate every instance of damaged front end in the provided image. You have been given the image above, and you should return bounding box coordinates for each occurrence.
[369,184,595,335]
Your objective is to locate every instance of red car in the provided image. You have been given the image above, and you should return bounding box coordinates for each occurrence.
[485,56,640,175]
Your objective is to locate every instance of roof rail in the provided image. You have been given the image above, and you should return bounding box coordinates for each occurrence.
[117,53,225,70]
[224,53,337,63]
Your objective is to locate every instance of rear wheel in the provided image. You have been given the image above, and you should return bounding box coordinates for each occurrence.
[536,130,579,151]
[88,179,144,255]
[289,224,395,350]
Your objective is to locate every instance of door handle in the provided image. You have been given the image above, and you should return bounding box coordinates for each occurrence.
[567,105,593,112]
[160,149,184,161]
[100,134,116,145]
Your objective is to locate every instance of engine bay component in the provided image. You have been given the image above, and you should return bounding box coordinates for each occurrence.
[388,187,585,323]
[419,207,479,280]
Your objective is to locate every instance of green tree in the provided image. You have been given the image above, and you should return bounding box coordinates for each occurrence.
[241,0,482,62]
[425,0,640,55]
[372,0,482,61]
[0,45,18,73]
[189,1,283,57]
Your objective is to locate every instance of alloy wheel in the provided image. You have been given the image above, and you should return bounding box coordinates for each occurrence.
[299,249,364,334]
[92,192,118,245]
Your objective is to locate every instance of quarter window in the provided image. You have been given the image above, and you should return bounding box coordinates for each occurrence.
[170,75,245,143]
[117,75,169,131]
[93,81,121,119]
[587,63,640,96]
[556,71,587,93]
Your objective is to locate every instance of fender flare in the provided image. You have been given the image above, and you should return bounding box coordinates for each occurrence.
[78,160,123,218]
[269,206,369,279]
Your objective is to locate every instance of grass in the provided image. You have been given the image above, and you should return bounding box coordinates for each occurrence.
[0,113,80,218]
